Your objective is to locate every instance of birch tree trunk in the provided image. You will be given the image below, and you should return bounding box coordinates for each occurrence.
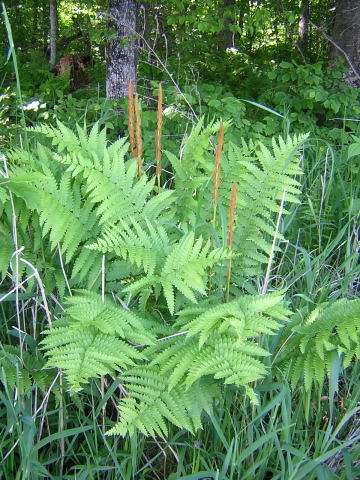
[106,0,138,99]
[298,0,309,56]
[49,0,57,67]
[332,0,360,86]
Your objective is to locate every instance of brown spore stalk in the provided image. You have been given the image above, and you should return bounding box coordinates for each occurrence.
[226,182,237,302]
[128,80,136,158]
[134,93,143,177]
[213,122,224,202]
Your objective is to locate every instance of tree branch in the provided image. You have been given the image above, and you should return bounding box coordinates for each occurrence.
[309,20,360,83]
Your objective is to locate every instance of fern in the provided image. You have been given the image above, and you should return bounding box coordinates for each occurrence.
[8,122,175,287]
[165,119,221,223]
[41,291,153,391]
[0,345,55,394]
[31,121,175,226]
[107,367,220,437]
[168,125,306,278]
[177,291,290,346]
[89,220,227,314]
[275,298,360,391]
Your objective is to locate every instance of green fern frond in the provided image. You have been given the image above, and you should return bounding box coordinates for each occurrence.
[7,164,98,264]
[64,290,155,345]
[49,125,175,226]
[177,291,290,346]
[0,345,54,393]
[42,321,144,391]
[107,366,219,437]
[41,291,155,390]
[88,218,170,276]
[276,298,360,391]
[123,232,227,314]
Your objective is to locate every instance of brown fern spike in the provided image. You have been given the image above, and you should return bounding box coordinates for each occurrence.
[128,81,136,157]
[134,93,143,177]
[155,83,163,188]
[212,122,224,225]
[226,182,237,302]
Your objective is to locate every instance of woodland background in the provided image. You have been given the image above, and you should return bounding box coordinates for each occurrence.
[0,1,359,479]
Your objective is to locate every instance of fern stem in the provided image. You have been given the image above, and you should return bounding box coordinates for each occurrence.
[225,182,237,302]
[134,93,143,178]
[261,189,286,295]
[100,254,107,432]
[212,122,224,226]
[128,80,136,158]
[101,254,105,302]
[155,83,163,189]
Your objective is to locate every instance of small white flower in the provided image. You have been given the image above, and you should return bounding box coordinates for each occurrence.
[23,100,41,111]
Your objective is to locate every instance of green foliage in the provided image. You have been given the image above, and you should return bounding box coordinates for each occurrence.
[108,370,219,437]
[4,120,306,436]
[0,344,54,394]
[41,292,151,391]
[276,299,360,392]
[90,223,227,314]
[3,105,359,446]
[260,61,360,139]
[1,0,360,476]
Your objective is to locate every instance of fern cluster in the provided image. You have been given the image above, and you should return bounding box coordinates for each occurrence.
[6,119,353,438]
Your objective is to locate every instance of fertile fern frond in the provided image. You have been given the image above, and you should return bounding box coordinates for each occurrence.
[275,298,360,391]
[107,367,219,437]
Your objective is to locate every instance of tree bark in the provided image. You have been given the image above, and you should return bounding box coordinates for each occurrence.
[298,0,309,56]
[221,0,236,50]
[49,0,57,67]
[106,0,138,99]
[332,0,360,86]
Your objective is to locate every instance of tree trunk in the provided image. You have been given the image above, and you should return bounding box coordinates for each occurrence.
[332,0,360,86]
[220,0,236,50]
[298,0,309,56]
[49,0,57,67]
[106,0,138,99]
